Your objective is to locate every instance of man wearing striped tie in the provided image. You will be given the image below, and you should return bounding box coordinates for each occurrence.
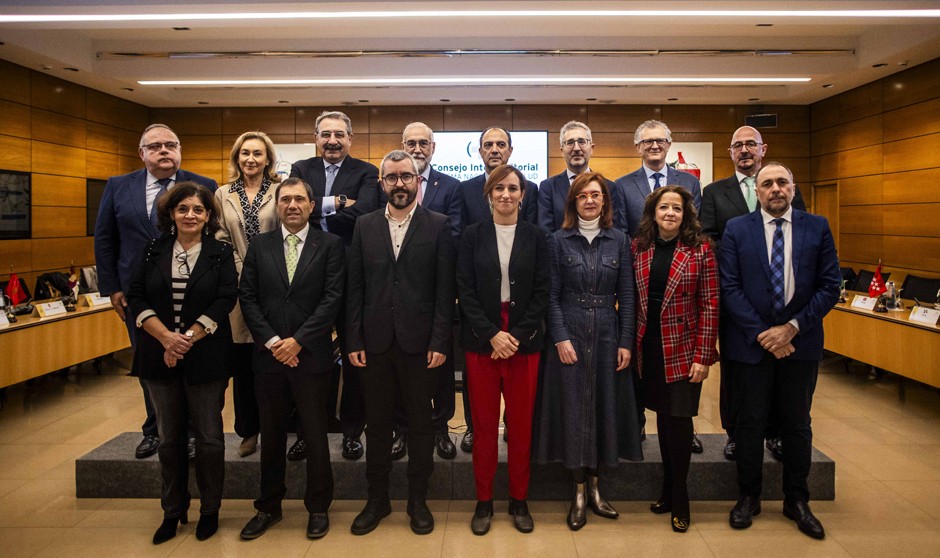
[718,162,841,540]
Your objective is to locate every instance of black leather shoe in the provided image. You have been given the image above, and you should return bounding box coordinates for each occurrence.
[342,437,364,460]
[724,438,737,461]
[195,512,218,541]
[287,439,307,461]
[691,432,704,454]
[436,432,457,459]
[351,499,391,535]
[240,510,282,540]
[783,501,825,539]
[650,499,672,515]
[640,426,647,442]
[672,513,690,533]
[188,437,196,461]
[766,437,784,461]
[729,496,761,529]
[460,429,474,453]
[135,435,159,459]
[391,431,407,461]
[153,512,187,545]
[407,499,435,535]
[307,512,330,539]
[470,500,493,535]
[508,498,534,533]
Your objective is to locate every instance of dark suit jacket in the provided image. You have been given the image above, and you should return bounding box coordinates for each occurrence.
[456,219,549,354]
[289,156,380,243]
[346,206,456,355]
[614,167,702,237]
[537,172,626,234]
[456,174,539,235]
[126,235,236,383]
[701,174,807,250]
[94,168,218,296]
[239,226,346,375]
[718,209,841,364]
[380,167,462,237]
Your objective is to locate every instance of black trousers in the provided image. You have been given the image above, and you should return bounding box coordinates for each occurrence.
[719,328,780,440]
[656,413,693,517]
[254,362,333,514]
[394,355,455,436]
[231,343,260,439]
[362,342,440,501]
[734,354,818,504]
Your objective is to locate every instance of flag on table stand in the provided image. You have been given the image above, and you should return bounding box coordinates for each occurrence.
[68,264,80,299]
[4,272,26,305]
[868,262,887,298]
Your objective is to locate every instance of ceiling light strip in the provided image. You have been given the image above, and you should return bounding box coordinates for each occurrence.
[138,77,811,86]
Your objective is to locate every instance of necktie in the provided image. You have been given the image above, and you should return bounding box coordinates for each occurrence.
[651,172,664,192]
[417,176,425,205]
[742,176,757,212]
[770,218,786,314]
[324,164,338,197]
[150,177,172,226]
[286,234,300,283]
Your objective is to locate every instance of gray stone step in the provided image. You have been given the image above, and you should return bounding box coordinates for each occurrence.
[76,433,834,501]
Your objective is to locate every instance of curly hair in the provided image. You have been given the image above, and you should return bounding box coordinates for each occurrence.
[633,185,706,251]
[156,181,221,236]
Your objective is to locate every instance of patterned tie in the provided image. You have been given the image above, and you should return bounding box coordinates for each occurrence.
[417,175,425,205]
[770,218,786,314]
[324,164,338,197]
[150,177,172,226]
[742,176,757,212]
[286,234,300,283]
[651,172,664,192]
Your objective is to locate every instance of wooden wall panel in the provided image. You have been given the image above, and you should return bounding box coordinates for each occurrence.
[86,90,149,131]
[884,236,940,273]
[883,57,940,112]
[838,175,883,206]
[0,99,31,138]
[587,105,661,132]
[369,133,404,159]
[810,114,882,156]
[443,106,512,131]
[591,133,634,158]
[150,108,222,135]
[31,141,85,177]
[0,59,31,105]
[0,240,32,276]
[86,122,120,154]
[757,132,811,158]
[839,233,884,264]
[810,81,882,131]
[86,150,120,180]
[32,174,85,207]
[369,106,444,133]
[30,73,86,118]
[883,168,940,204]
[31,238,91,271]
[182,160,224,183]
[512,105,588,132]
[883,134,940,173]
[222,107,295,135]
[840,205,883,234]
[31,108,86,148]
[662,105,737,132]
[31,207,86,238]
[0,135,31,172]
[295,106,370,134]
[883,203,940,237]
[735,105,811,133]
[177,134,223,161]
[838,144,883,178]
[883,98,940,142]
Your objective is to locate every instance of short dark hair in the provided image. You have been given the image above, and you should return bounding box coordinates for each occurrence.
[479,126,512,148]
[274,176,314,202]
[755,161,795,184]
[380,149,419,176]
[482,164,527,204]
[633,185,706,251]
[561,172,614,230]
[156,181,221,235]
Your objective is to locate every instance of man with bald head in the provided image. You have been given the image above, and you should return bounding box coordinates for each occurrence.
[701,125,806,461]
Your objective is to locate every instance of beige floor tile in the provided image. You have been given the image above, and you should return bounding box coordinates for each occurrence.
[0,478,107,528]
[574,528,716,558]
[824,443,940,481]
[32,526,186,558]
[692,500,802,532]
[813,416,916,446]
[0,478,28,498]
[700,529,851,557]
[808,479,936,531]
[441,525,576,558]
[882,480,940,521]
[0,527,67,558]
[827,529,940,558]
[0,442,90,480]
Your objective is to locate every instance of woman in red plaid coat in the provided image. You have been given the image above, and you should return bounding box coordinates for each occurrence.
[632,185,719,533]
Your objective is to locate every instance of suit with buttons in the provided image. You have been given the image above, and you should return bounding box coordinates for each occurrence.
[615,167,701,237]
[289,155,379,244]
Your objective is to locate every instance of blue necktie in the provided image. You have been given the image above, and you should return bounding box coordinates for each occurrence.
[150,177,172,226]
[770,218,786,314]
[324,164,338,196]
[651,172,664,192]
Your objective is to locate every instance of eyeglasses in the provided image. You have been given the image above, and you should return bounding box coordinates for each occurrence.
[318,131,347,140]
[175,251,191,277]
[141,141,180,152]
[563,138,591,148]
[403,139,432,149]
[382,173,417,186]
[730,140,763,151]
[637,138,670,147]
[576,192,604,202]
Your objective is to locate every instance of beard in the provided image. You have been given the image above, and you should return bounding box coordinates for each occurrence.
[388,186,416,209]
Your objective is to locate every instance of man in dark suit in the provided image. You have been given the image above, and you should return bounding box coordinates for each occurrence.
[238,177,345,541]
[701,125,807,461]
[719,162,840,540]
[94,123,217,459]
[390,122,461,461]
[538,120,627,234]
[615,119,701,237]
[346,150,456,536]
[290,110,379,461]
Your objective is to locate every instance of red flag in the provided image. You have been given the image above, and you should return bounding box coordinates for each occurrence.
[868,263,887,298]
[5,272,26,305]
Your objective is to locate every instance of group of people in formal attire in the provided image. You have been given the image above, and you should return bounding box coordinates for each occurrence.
[92,111,840,545]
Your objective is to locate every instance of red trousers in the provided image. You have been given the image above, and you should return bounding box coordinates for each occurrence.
[465,304,540,501]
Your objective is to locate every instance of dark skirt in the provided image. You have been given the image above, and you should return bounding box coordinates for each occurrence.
[641,328,702,418]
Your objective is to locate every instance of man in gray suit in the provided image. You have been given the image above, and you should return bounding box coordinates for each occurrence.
[615,119,702,236]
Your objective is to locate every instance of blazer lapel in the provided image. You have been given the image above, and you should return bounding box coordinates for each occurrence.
[634,245,653,319]
[790,211,806,283]
[288,232,320,291]
[422,171,442,209]
[132,171,158,237]
[725,177,750,215]
[186,238,218,294]
[331,160,353,194]
[481,220,500,271]
[749,213,773,281]
[151,240,173,291]
[266,232,290,288]
[633,171,651,200]
[473,177,489,219]
[398,207,424,258]
[662,244,691,307]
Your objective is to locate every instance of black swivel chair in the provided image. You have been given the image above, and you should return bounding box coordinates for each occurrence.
[900,274,940,304]
[840,267,857,291]
[851,269,890,293]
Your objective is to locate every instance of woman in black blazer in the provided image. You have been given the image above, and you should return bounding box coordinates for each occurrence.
[456,164,549,535]
[126,182,237,545]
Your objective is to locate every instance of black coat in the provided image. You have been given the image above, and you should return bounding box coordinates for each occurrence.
[127,234,237,384]
[456,219,549,354]
[289,156,380,243]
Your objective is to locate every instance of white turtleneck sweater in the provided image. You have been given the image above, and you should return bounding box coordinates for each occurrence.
[578,216,601,243]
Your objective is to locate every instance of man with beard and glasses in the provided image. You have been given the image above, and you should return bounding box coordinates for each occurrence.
[346,150,456,536]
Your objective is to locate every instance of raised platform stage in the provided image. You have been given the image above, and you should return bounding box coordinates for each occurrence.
[76,433,834,501]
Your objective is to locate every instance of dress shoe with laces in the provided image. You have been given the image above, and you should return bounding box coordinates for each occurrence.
[436,432,457,459]
[342,437,364,460]
[783,500,825,539]
[240,510,282,540]
[766,437,784,461]
[391,431,407,461]
[470,500,493,535]
[307,512,330,539]
[287,439,307,461]
[691,432,704,454]
[508,498,534,533]
[152,512,187,545]
[729,496,761,529]
[351,499,391,535]
[135,435,159,459]
[724,438,737,461]
[195,512,218,541]
[407,499,435,535]
[238,434,258,457]
[460,429,474,453]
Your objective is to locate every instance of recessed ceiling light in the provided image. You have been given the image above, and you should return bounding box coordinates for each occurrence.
[277,100,289,103]
[667,97,678,101]
[121,87,134,91]
[505,98,515,102]
[756,23,773,27]
[139,76,811,87]
[872,63,887,68]
[439,98,450,102]
[586,97,597,101]
[822,83,834,88]
[63,67,78,72]
[748,97,760,101]
[173,27,190,31]
[197,101,209,104]
[358,99,369,103]
[0,41,5,46]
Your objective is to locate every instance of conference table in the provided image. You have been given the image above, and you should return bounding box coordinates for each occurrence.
[823,292,940,388]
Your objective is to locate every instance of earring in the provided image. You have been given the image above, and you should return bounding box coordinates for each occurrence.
[170,223,176,235]
[204,225,210,236]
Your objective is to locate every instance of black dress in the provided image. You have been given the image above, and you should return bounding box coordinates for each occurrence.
[641,236,702,418]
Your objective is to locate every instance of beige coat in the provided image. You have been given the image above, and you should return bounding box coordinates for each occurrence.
[215,182,279,344]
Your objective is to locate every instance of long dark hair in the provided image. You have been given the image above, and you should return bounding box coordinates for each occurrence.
[633,185,706,251]
[156,181,221,236]
[561,172,614,230]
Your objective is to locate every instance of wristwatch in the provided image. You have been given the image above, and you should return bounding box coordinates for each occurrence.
[185,329,195,340]
[337,194,348,209]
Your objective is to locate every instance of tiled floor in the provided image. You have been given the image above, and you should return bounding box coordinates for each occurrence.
[0,351,938,557]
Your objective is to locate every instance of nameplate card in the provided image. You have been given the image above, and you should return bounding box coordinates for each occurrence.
[34,301,67,318]
[0,313,9,327]
[82,292,111,307]
[851,295,878,311]
[909,306,940,326]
